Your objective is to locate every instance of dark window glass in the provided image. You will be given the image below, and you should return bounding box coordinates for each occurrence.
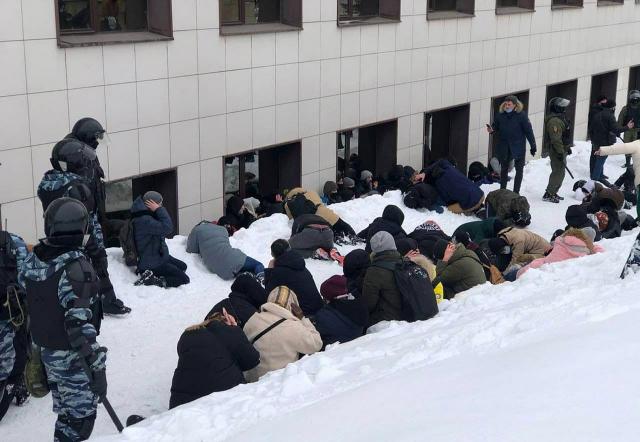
[59,0,92,31]
[340,0,381,19]
[221,0,241,23]
[99,0,147,32]
[221,0,282,25]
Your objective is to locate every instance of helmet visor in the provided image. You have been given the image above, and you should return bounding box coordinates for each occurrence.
[96,131,111,149]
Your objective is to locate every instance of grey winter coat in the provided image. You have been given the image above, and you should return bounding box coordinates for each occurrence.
[187,222,247,280]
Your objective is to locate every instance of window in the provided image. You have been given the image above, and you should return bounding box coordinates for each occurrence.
[427,0,474,19]
[337,120,398,180]
[56,0,172,47]
[338,0,401,24]
[220,0,302,34]
[104,169,178,245]
[597,0,623,5]
[495,0,534,13]
[224,142,301,201]
[551,0,583,8]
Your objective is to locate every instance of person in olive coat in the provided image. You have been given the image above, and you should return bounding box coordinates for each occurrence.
[361,231,404,327]
[169,311,259,409]
[431,240,487,299]
[487,95,537,194]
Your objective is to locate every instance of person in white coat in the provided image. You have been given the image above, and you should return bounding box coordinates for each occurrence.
[595,141,640,221]
[243,286,322,382]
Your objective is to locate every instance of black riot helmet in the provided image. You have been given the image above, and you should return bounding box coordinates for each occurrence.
[549,97,570,114]
[629,90,640,105]
[71,117,106,149]
[50,139,97,177]
[44,197,89,246]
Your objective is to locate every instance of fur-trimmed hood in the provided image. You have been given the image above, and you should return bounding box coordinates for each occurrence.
[499,99,524,114]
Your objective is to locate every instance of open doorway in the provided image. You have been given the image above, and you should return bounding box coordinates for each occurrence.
[223,141,301,204]
[588,70,618,139]
[423,104,470,173]
[337,120,398,180]
[629,65,640,95]
[488,91,530,162]
[545,80,578,144]
[104,168,178,246]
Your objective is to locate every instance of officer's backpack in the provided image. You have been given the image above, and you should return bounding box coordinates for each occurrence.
[0,231,17,295]
[119,219,138,267]
[287,193,319,219]
[374,258,439,322]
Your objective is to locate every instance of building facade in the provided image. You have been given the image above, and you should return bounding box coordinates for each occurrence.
[1,0,639,243]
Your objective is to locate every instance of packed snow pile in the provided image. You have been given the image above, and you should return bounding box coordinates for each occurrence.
[5,142,640,441]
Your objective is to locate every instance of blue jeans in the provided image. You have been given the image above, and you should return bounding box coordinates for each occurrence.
[239,256,265,276]
[591,155,607,182]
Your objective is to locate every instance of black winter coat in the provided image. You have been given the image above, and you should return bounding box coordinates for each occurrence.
[206,274,267,327]
[313,299,368,346]
[264,249,323,315]
[169,322,259,409]
[492,102,536,160]
[403,182,440,210]
[590,107,627,147]
[358,205,408,253]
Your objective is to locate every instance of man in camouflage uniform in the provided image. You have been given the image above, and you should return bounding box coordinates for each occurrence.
[0,231,29,420]
[38,138,130,316]
[617,90,640,168]
[543,97,572,203]
[20,198,107,441]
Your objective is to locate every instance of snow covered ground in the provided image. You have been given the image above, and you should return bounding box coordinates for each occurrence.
[4,142,640,441]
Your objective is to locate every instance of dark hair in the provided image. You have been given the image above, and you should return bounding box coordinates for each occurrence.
[271,239,290,259]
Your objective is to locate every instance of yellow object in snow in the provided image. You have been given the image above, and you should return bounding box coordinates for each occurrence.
[434,283,444,303]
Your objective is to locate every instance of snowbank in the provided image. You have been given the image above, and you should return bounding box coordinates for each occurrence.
[4,142,640,441]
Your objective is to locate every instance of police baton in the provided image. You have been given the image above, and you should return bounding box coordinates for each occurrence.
[565,164,574,179]
[78,358,124,433]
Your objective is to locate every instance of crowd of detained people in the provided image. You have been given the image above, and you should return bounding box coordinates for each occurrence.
[155,147,639,411]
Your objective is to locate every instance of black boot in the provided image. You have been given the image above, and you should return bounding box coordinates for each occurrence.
[103,298,132,315]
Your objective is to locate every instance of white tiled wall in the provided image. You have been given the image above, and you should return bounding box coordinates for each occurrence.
[2,0,640,242]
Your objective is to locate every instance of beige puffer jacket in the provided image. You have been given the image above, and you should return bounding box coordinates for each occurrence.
[284,187,340,226]
[499,227,552,267]
[243,302,322,382]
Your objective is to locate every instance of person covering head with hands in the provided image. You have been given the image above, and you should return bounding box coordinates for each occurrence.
[131,191,190,288]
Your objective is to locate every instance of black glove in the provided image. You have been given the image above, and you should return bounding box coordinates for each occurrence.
[90,368,107,403]
[530,147,537,157]
[567,148,573,156]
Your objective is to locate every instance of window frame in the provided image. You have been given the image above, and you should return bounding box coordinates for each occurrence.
[55,0,173,48]
[219,0,303,35]
[550,0,583,9]
[495,0,535,14]
[337,0,401,26]
[427,0,475,20]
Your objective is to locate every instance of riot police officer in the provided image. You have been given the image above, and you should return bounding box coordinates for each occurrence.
[0,230,29,420]
[543,97,572,203]
[19,198,107,441]
[618,90,640,168]
[38,139,130,315]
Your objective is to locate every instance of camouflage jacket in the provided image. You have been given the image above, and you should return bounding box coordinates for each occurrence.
[38,170,104,248]
[19,247,106,371]
[543,113,568,156]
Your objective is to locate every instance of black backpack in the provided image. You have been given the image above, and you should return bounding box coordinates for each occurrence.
[287,193,319,219]
[119,219,138,267]
[0,231,19,321]
[375,258,439,322]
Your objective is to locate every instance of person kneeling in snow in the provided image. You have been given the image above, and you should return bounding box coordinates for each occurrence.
[431,239,487,299]
[452,217,506,244]
[205,273,268,327]
[265,239,324,316]
[289,214,342,264]
[422,159,485,216]
[132,191,190,288]
[243,286,322,382]
[169,309,259,409]
[358,205,408,253]
[313,275,369,347]
[361,232,404,327]
[187,221,264,281]
[516,228,603,279]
